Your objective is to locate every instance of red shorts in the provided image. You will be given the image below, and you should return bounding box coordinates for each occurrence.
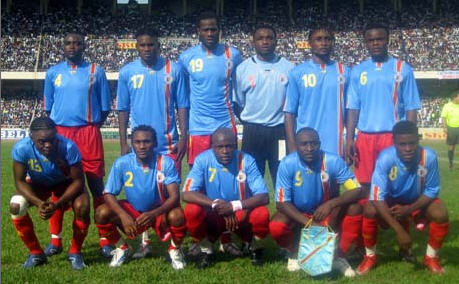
[355,132,393,184]
[187,135,212,165]
[118,200,170,241]
[56,124,105,179]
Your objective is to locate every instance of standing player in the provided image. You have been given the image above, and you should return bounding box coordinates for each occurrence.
[441,91,459,170]
[10,117,90,270]
[179,10,242,255]
[269,128,362,276]
[117,29,189,170]
[182,128,270,268]
[95,125,187,269]
[285,26,349,156]
[357,121,449,275]
[234,24,294,185]
[179,11,242,166]
[43,32,113,257]
[346,23,421,199]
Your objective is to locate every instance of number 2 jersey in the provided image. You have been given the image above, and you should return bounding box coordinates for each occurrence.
[44,61,111,126]
[117,57,189,154]
[104,152,180,212]
[12,135,82,186]
[183,149,268,201]
[179,43,242,135]
[275,151,359,214]
[284,60,350,155]
[346,56,421,132]
[370,146,440,204]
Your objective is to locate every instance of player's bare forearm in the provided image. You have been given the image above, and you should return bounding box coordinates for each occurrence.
[277,201,310,226]
[407,195,434,214]
[153,183,180,216]
[176,108,189,161]
[182,191,213,208]
[241,193,269,210]
[53,163,85,209]
[104,193,131,220]
[13,161,44,207]
[284,113,297,153]
[118,111,130,154]
[331,188,361,209]
[345,109,359,141]
[406,110,417,124]
[372,201,408,235]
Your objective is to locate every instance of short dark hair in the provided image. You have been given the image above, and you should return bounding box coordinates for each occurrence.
[64,32,85,41]
[131,125,157,143]
[363,22,389,38]
[197,10,219,27]
[392,121,418,137]
[211,127,235,145]
[30,117,56,132]
[253,23,277,39]
[308,24,334,41]
[135,28,158,39]
[296,127,319,139]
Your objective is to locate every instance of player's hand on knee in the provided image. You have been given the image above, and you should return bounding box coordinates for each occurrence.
[224,215,238,232]
[390,204,410,219]
[215,201,234,216]
[314,203,332,222]
[38,201,55,220]
[135,212,156,228]
[396,230,412,251]
[120,213,137,238]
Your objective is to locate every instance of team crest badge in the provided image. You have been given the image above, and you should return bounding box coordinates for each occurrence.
[280,73,287,85]
[142,165,149,174]
[320,171,329,182]
[226,60,233,70]
[394,73,403,83]
[417,166,427,178]
[338,75,345,84]
[156,171,165,182]
[236,171,246,182]
[164,74,173,85]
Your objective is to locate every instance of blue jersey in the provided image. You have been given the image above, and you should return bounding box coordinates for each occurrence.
[346,57,421,132]
[104,153,180,212]
[370,146,440,204]
[276,151,359,214]
[179,43,242,135]
[284,60,349,155]
[12,135,81,186]
[183,149,268,201]
[234,55,294,127]
[44,61,111,126]
[117,57,189,154]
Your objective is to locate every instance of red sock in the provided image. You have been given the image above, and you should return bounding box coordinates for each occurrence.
[69,219,89,254]
[12,215,43,255]
[184,203,207,241]
[269,221,295,252]
[97,223,121,247]
[49,194,63,247]
[170,225,187,247]
[339,214,362,254]
[362,217,378,248]
[428,222,449,249]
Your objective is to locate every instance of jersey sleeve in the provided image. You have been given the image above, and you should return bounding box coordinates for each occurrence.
[245,154,268,195]
[369,156,390,201]
[97,67,112,112]
[11,141,27,164]
[174,64,190,109]
[283,69,299,114]
[163,156,180,185]
[183,155,205,192]
[104,160,124,196]
[64,140,82,166]
[333,156,359,191]
[43,69,55,112]
[346,68,361,110]
[275,158,293,203]
[116,68,130,111]
[423,151,440,199]
[400,63,421,111]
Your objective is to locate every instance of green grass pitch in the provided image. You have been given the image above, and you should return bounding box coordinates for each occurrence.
[1,140,458,283]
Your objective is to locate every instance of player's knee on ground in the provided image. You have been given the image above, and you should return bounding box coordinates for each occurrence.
[426,200,449,223]
[363,201,377,219]
[167,207,185,227]
[94,204,113,224]
[10,195,28,218]
[346,203,363,216]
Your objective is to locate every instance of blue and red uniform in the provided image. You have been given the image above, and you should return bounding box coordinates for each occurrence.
[285,60,349,156]
[179,43,242,164]
[346,57,421,183]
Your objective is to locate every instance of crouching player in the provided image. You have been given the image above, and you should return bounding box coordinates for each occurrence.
[10,117,90,270]
[358,121,449,275]
[95,125,187,269]
[182,128,270,268]
[269,127,362,277]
